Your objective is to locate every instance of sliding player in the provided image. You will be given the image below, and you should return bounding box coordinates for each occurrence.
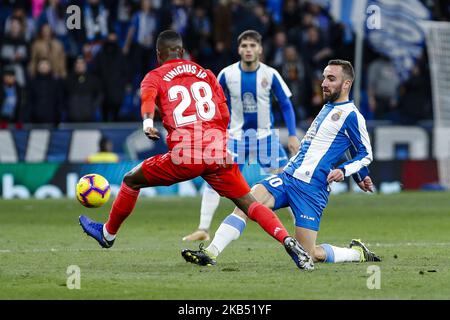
[182,60,381,266]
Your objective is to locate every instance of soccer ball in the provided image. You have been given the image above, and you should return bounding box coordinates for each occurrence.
[76,174,111,208]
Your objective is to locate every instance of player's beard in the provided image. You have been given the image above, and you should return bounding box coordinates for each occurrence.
[323,89,341,103]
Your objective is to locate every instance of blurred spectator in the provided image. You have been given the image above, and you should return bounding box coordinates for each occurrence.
[283,0,301,31]
[301,26,333,72]
[328,21,354,62]
[28,23,67,79]
[185,5,213,67]
[297,12,315,45]
[93,32,129,122]
[305,0,332,44]
[112,0,133,47]
[212,0,233,70]
[229,1,260,54]
[266,29,287,70]
[161,0,191,37]
[251,3,273,39]
[4,6,36,42]
[367,55,400,120]
[396,58,433,124]
[213,0,257,64]
[82,0,110,63]
[0,1,16,36]
[27,58,63,125]
[37,0,73,54]
[65,56,102,122]
[0,66,25,129]
[0,17,29,87]
[87,136,119,163]
[280,45,307,119]
[123,0,158,84]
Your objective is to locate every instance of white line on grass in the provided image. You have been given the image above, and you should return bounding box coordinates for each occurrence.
[1,242,450,254]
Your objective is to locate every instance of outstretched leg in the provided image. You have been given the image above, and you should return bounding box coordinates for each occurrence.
[295,227,381,263]
[104,164,148,236]
[79,163,148,248]
[204,184,272,257]
[182,184,313,270]
[230,190,289,244]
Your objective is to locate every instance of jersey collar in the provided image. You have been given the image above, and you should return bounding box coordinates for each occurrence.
[326,100,353,107]
[162,58,186,65]
[238,61,260,73]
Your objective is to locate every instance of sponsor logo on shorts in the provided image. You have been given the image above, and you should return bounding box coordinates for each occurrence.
[300,215,315,222]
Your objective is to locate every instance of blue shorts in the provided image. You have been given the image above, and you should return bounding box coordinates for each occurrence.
[260,172,330,231]
[229,132,288,172]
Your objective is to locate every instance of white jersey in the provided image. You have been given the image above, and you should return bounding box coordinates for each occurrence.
[217,62,292,139]
[284,100,373,188]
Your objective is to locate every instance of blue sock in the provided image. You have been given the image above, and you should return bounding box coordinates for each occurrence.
[206,213,247,257]
[320,244,335,263]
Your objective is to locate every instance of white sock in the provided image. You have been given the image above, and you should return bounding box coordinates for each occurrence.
[206,213,246,257]
[320,244,361,263]
[103,224,116,241]
[198,185,221,230]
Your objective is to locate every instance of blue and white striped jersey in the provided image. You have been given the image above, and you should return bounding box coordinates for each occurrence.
[217,62,293,139]
[284,100,373,188]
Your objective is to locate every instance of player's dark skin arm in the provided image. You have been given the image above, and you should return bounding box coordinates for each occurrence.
[123,110,158,189]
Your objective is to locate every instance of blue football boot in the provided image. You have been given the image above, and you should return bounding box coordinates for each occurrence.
[79,215,114,248]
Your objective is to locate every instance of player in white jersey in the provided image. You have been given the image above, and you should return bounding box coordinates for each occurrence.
[182,60,381,268]
[182,30,300,242]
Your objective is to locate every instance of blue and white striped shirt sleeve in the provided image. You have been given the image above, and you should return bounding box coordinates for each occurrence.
[217,69,231,111]
[217,69,227,92]
[271,69,292,101]
[344,149,370,183]
[338,111,373,176]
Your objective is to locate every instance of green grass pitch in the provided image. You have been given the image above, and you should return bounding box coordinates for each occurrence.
[1,192,450,299]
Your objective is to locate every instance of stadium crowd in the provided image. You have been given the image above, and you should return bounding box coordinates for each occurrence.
[1,0,448,129]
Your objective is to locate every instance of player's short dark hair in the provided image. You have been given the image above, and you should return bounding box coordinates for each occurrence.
[237,30,262,45]
[156,30,183,49]
[328,60,355,81]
